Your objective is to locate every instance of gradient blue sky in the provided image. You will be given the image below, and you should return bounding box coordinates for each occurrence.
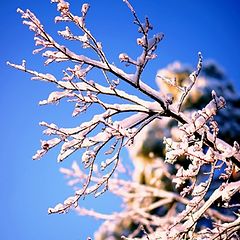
[1,1,240,240]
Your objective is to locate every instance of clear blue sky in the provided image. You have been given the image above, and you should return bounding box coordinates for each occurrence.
[1,1,240,239]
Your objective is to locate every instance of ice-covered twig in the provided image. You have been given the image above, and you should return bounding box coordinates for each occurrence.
[177,52,203,112]
[123,0,164,87]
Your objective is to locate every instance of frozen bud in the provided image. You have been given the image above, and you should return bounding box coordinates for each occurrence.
[234,141,240,152]
[81,3,90,15]
[112,79,120,86]
[39,121,47,127]
[154,32,164,42]
[73,16,84,27]
[146,53,157,60]
[119,53,129,62]
[41,141,50,150]
[41,138,61,150]
[137,37,145,46]
[57,2,70,13]
[82,150,95,164]
[165,93,173,105]
[211,90,217,99]
[147,33,164,50]
[48,208,55,214]
[17,8,25,14]
[198,52,203,64]
[22,59,26,69]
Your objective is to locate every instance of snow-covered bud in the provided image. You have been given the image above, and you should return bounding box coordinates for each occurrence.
[81,3,90,16]
[137,37,145,46]
[119,53,129,62]
[165,93,173,105]
[73,16,84,27]
[233,141,240,152]
[57,1,70,13]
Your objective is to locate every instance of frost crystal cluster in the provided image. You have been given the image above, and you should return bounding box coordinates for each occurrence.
[8,0,240,239]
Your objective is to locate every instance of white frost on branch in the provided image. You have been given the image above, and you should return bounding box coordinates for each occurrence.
[8,0,240,239]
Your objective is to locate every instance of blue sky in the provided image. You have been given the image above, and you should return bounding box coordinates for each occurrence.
[1,1,240,239]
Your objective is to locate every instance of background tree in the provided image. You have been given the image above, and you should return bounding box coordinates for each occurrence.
[91,60,240,239]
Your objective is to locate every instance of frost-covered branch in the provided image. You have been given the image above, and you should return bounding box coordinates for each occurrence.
[8,0,240,239]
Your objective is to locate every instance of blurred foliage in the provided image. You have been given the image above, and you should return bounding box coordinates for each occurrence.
[95,61,240,239]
